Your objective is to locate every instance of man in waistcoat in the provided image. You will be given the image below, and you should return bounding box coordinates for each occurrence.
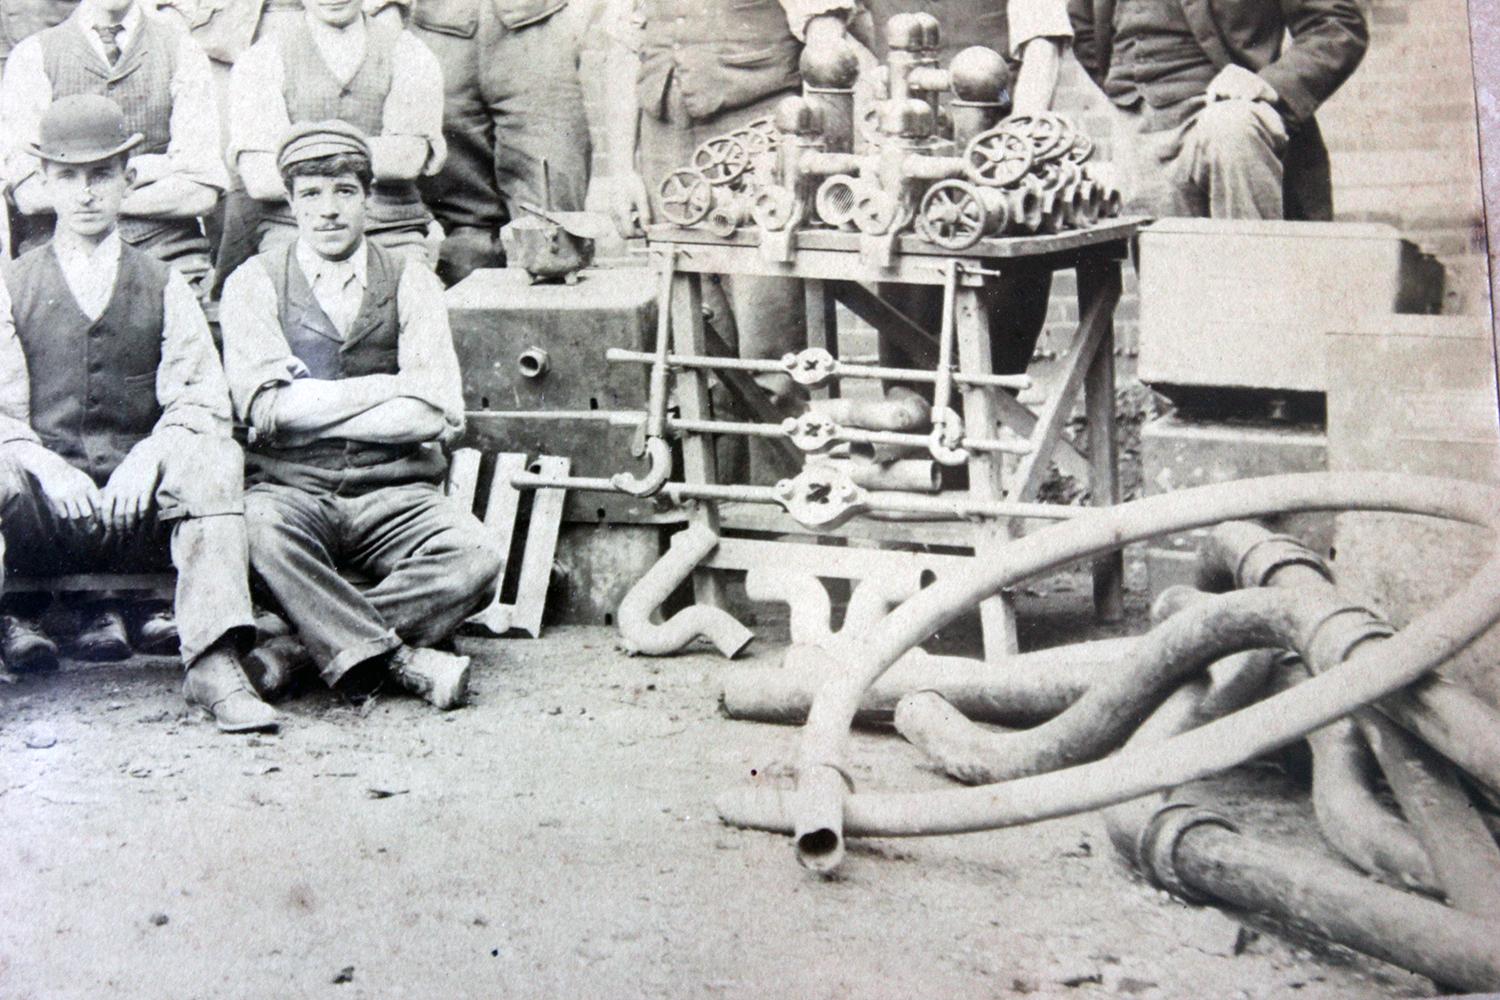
[225,0,445,268]
[405,0,590,285]
[0,95,276,732]
[601,0,866,481]
[0,0,224,288]
[219,122,502,711]
[1068,0,1367,220]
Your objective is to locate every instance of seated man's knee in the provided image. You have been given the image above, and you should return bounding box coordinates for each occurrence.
[1194,100,1283,161]
[0,453,32,505]
[158,435,246,516]
[440,526,505,604]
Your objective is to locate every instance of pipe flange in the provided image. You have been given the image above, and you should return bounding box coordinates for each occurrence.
[1235,533,1334,589]
[782,348,837,388]
[1139,803,1239,904]
[1304,604,1397,670]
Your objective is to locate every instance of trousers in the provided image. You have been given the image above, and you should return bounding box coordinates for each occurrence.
[0,434,256,664]
[411,1,590,285]
[1108,96,1289,220]
[243,480,504,686]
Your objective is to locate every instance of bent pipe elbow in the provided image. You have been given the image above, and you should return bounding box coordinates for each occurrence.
[894,590,1326,786]
[617,523,752,658]
[772,473,1500,873]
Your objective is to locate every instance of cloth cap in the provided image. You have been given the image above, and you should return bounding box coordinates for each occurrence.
[276,120,373,172]
[27,94,144,164]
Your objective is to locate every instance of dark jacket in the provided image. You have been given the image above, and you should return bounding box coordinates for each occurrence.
[1068,0,1368,220]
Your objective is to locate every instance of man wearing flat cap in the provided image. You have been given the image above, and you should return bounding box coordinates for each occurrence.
[0,0,225,289]
[222,0,445,272]
[0,95,277,732]
[219,121,502,711]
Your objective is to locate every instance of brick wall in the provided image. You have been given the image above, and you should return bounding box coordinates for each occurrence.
[570,0,1491,374]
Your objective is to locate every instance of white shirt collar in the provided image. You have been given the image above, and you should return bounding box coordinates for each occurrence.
[53,228,122,274]
[73,2,143,56]
[295,237,369,290]
[51,229,123,321]
[303,10,366,83]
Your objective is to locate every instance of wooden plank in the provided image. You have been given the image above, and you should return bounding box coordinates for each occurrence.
[803,279,839,402]
[1004,269,1118,506]
[830,281,939,367]
[669,270,729,611]
[705,536,972,579]
[447,448,483,511]
[508,455,570,637]
[465,452,529,635]
[699,325,804,477]
[1080,260,1125,622]
[2,573,174,595]
[647,217,1146,261]
[986,389,1090,481]
[955,284,1019,657]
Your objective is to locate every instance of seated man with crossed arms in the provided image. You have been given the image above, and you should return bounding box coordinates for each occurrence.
[219,121,502,711]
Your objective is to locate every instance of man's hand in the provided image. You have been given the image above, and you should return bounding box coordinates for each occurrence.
[125,153,174,189]
[1206,64,1279,103]
[100,443,163,534]
[16,445,102,522]
[601,172,651,238]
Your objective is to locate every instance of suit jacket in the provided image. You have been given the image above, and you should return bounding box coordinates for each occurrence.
[1068,0,1368,220]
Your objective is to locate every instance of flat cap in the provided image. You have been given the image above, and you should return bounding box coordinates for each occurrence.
[276,119,372,171]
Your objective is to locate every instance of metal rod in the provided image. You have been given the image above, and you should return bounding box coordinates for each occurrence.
[506,471,1082,521]
[668,416,1031,455]
[603,348,1031,391]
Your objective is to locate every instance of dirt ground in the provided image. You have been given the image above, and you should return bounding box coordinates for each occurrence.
[0,571,1454,1000]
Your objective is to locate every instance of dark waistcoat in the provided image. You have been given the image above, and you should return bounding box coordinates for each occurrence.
[1104,0,1216,108]
[245,241,446,492]
[637,0,801,124]
[3,241,168,482]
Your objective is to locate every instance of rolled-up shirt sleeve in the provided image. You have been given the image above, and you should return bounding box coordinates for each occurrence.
[1008,0,1073,56]
[166,30,231,190]
[219,259,309,439]
[0,277,42,448]
[781,0,857,40]
[384,33,448,175]
[394,263,465,443]
[0,36,51,196]
[152,270,234,438]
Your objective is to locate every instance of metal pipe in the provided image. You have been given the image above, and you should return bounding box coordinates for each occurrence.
[893,590,1296,784]
[720,639,1140,725]
[809,394,931,433]
[603,348,1031,391]
[1102,682,1500,994]
[612,259,676,497]
[744,569,832,645]
[1197,522,1500,794]
[1267,660,1441,893]
[507,471,1084,522]
[716,474,1500,873]
[1357,710,1500,914]
[616,523,753,658]
[816,458,941,493]
[517,347,550,379]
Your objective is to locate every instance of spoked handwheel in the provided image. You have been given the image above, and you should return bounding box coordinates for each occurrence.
[963,128,1034,187]
[917,180,989,250]
[691,135,751,186]
[657,169,715,226]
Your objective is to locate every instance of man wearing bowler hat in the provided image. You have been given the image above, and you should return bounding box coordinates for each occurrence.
[0,95,277,732]
[219,121,502,711]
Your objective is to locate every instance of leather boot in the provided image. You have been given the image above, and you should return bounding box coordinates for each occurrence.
[388,645,471,710]
[243,636,312,702]
[129,603,181,656]
[0,614,59,672]
[184,646,281,733]
[69,604,131,662]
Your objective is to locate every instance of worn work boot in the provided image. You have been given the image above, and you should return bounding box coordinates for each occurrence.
[388,645,471,710]
[69,604,132,661]
[184,646,280,733]
[0,614,59,672]
[243,635,312,702]
[129,603,181,656]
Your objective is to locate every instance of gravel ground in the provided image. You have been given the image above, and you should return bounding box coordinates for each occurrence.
[0,579,1451,1000]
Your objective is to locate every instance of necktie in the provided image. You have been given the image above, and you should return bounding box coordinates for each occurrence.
[94,23,124,64]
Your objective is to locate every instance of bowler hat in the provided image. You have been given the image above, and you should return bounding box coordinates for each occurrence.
[27,94,143,164]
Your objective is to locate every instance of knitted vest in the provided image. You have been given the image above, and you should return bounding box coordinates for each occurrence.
[636,0,801,123]
[3,241,169,482]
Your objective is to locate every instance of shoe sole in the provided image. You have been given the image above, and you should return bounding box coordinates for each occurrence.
[192,704,280,734]
[7,643,60,672]
[134,636,182,657]
[70,639,132,662]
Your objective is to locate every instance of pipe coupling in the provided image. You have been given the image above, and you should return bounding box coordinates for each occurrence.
[1139,802,1239,904]
[1234,532,1333,589]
